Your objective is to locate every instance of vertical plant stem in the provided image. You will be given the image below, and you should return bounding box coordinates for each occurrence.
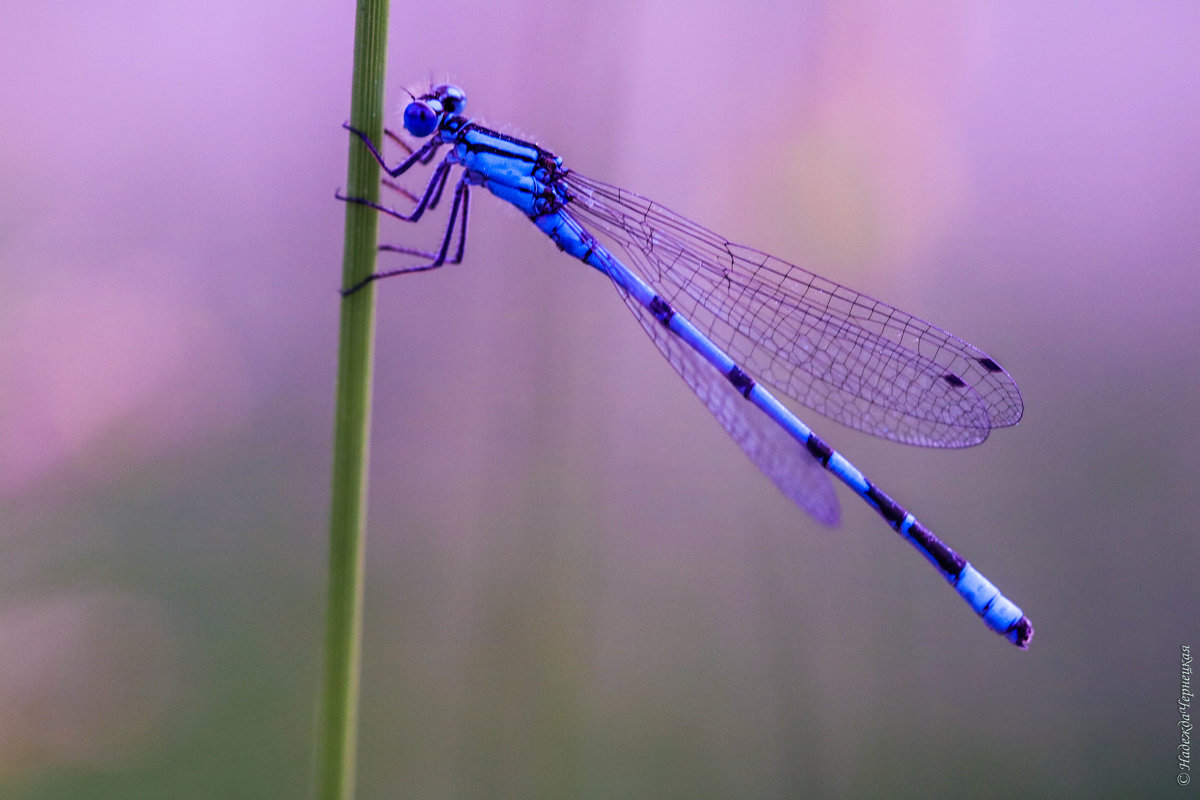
[319,0,389,798]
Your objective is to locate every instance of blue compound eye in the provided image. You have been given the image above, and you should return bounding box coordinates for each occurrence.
[403,100,442,137]
[432,84,467,115]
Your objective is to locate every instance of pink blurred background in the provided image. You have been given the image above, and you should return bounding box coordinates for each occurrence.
[3,1,1198,797]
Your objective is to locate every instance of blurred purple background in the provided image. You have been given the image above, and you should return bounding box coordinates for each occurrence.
[3,1,1198,798]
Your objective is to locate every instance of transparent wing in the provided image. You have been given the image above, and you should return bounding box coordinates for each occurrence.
[616,281,840,526]
[564,172,1023,448]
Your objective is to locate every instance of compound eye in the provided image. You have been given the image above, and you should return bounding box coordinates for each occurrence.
[433,84,467,115]
[403,100,442,137]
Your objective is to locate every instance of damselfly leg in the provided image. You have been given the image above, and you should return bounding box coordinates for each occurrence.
[338,124,472,295]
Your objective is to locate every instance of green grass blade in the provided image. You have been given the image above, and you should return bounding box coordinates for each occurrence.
[318,0,390,797]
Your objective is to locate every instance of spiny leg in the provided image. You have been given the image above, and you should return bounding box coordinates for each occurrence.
[381,177,420,205]
[378,155,448,208]
[343,122,437,178]
[340,175,472,296]
[383,128,442,166]
[424,159,452,210]
[373,128,442,204]
[336,158,452,224]
[378,174,470,263]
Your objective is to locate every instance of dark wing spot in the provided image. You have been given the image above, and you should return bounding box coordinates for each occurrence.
[943,373,967,388]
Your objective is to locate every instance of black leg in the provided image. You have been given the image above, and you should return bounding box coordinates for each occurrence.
[378,174,469,263]
[383,128,413,155]
[341,175,472,296]
[381,177,420,205]
[384,128,442,165]
[344,122,438,178]
[376,143,446,205]
[336,158,451,223]
[425,159,453,211]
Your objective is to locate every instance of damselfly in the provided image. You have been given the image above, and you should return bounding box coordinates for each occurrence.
[339,84,1033,648]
